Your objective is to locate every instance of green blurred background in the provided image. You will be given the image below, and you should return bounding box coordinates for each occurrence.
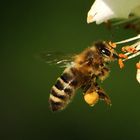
[1,0,140,140]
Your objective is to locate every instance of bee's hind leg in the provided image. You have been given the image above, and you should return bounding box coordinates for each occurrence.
[82,82,99,106]
[96,84,112,106]
[82,82,112,106]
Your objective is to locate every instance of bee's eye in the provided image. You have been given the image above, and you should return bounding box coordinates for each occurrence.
[95,41,111,57]
[101,48,111,56]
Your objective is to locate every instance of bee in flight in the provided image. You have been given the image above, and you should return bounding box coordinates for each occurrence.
[44,41,119,112]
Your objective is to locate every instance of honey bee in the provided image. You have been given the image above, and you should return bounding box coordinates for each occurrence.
[47,41,118,111]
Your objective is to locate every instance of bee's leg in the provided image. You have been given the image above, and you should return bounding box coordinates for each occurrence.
[82,82,99,106]
[85,82,112,105]
[82,79,111,106]
[96,83,112,106]
[81,83,92,94]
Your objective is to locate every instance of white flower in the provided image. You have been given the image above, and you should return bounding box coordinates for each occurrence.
[136,61,140,83]
[87,0,140,24]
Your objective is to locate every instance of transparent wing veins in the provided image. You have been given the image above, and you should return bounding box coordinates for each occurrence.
[40,51,74,68]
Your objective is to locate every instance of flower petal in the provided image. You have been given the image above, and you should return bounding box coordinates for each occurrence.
[136,61,140,84]
[87,0,140,24]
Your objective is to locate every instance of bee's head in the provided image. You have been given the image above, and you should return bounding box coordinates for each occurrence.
[95,41,118,62]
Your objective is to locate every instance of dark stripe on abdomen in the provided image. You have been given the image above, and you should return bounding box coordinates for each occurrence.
[60,72,73,83]
[70,80,78,87]
[49,98,64,111]
[64,88,73,96]
[55,79,64,90]
[51,88,66,100]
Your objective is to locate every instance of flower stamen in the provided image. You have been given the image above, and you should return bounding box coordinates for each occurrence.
[109,41,116,48]
[118,59,124,69]
[119,53,128,59]
[122,46,138,53]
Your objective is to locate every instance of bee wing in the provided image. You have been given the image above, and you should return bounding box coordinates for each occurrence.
[39,51,75,68]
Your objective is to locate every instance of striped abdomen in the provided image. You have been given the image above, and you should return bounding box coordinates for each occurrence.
[49,67,79,112]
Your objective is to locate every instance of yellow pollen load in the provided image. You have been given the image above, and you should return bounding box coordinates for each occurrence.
[84,91,99,106]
